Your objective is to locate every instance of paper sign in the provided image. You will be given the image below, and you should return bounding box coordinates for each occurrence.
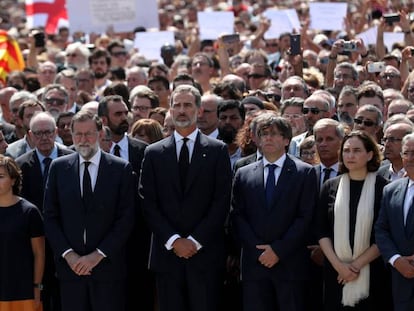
[309,2,348,31]
[197,11,234,40]
[134,31,175,62]
[263,9,295,39]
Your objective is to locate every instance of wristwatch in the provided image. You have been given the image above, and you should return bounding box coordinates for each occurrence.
[33,283,44,290]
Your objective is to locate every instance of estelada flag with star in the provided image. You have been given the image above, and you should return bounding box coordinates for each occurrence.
[0,30,25,85]
[25,0,69,34]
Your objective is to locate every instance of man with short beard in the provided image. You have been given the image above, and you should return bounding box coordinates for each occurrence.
[97,95,151,311]
[43,110,135,311]
[88,49,112,95]
[217,99,245,169]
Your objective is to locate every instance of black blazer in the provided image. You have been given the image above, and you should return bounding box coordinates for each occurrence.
[139,132,232,272]
[231,155,318,281]
[233,153,258,175]
[16,145,74,211]
[127,136,147,175]
[43,152,135,281]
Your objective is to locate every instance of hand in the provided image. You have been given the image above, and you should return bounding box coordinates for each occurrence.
[172,238,198,259]
[394,255,414,279]
[73,251,104,275]
[336,262,359,284]
[257,244,279,268]
[308,245,324,266]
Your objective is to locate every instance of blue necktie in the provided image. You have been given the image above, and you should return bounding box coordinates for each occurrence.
[265,164,277,208]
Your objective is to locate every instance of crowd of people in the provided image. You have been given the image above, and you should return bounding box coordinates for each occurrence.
[2,0,414,310]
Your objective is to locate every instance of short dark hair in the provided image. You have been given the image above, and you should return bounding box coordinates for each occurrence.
[88,48,111,67]
[338,130,381,173]
[218,99,245,121]
[0,155,22,195]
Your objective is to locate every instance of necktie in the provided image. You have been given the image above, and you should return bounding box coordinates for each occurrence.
[178,137,189,187]
[43,157,52,185]
[323,167,332,184]
[113,144,121,157]
[265,164,277,208]
[83,161,93,206]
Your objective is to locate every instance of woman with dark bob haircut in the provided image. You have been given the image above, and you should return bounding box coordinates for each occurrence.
[316,130,392,310]
[0,155,45,311]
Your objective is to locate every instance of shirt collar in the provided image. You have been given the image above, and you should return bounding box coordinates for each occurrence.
[36,144,58,162]
[174,128,199,144]
[111,134,128,152]
[321,162,339,172]
[263,153,286,168]
[79,148,102,167]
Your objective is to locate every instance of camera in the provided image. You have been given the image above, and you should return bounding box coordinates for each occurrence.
[383,13,400,25]
[33,31,45,48]
[343,41,357,52]
[367,61,385,73]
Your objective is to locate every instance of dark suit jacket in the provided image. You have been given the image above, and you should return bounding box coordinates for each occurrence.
[126,136,147,175]
[139,132,232,272]
[16,146,74,212]
[377,163,392,181]
[43,151,135,281]
[375,177,414,308]
[231,154,317,281]
[233,153,258,175]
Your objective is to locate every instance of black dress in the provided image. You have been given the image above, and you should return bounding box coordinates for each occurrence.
[0,198,44,301]
[316,174,393,311]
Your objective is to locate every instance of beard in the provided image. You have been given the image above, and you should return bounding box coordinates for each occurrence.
[218,125,238,144]
[109,120,129,135]
[173,113,197,129]
[75,142,99,160]
[94,70,108,79]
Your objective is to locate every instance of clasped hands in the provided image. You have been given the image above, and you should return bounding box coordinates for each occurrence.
[257,244,279,269]
[336,261,360,285]
[65,250,104,276]
[172,238,198,259]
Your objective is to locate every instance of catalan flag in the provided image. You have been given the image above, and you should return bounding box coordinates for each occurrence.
[0,30,25,85]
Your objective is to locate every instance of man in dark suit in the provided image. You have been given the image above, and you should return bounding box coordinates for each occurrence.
[231,113,317,311]
[43,111,135,311]
[378,120,413,181]
[375,132,414,311]
[139,84,232,311]
[16,111,74,311]
[97,94,149,311]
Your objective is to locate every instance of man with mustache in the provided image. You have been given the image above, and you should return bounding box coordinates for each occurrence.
[97,95,151,311]
[43,110,135,311]
[217,99,245,170]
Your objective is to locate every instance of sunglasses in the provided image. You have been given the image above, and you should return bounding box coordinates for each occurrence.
[247,73,265,79]
[266,93,281,102]
[302,107,326,115]
[112,51,127,57]
[44,97,66,106]
[353,118,376,127]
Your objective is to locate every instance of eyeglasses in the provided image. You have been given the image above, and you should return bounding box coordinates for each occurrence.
[66,53,78,57]
[334,73,353,80]
[44,97,66,106]
[301,150,316,157]
[247,73,265,79]
[380,73,399,79]
[302,107,326,115]
[112,51,127,57]
[266,43,278,48]
[282,113,302,119]
[73,131,98,139]
[265,93,281,102]
[353,118,376,127]
[382,137,403,144]
[32,129,55,138]
[132,105,152,112]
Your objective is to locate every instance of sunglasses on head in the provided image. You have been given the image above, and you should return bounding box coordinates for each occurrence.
[353,118,376,127]
[302,107,325,115]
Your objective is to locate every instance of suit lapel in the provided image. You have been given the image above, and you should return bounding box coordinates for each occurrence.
[65,154,82,203]
[252,161,267,209]
[164,136,181,194]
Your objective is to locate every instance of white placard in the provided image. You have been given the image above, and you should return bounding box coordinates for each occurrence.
[355,26,378,47]
[134,31,175,62]
[384,32,405,52]
[309,2,348,31]
[197,11,235,40]
[263,9,295,39]
[66,0,159,33]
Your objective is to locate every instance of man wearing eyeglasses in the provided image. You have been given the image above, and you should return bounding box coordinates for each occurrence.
[378,118,414,181]
[129,85,159,124]
[353,104,383,143]
[289,93,330,158]
[16,111,74,311]
[42,84,69,120]
[378,65,402,91]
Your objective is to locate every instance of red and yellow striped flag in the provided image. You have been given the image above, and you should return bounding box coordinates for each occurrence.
[0,30,25,85]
